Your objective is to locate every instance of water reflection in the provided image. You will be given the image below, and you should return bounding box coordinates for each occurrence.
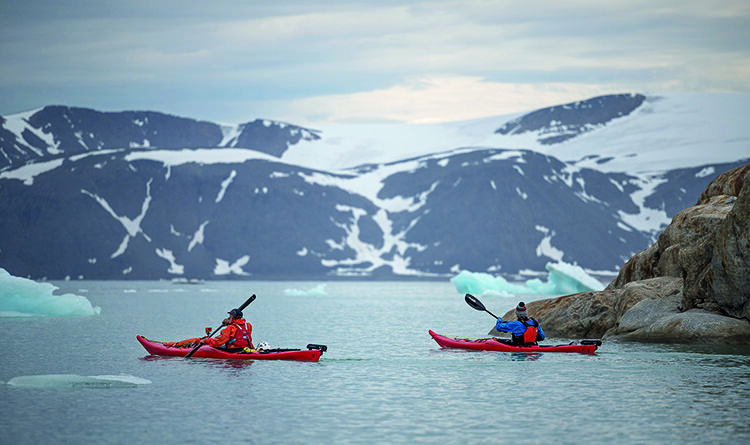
[508,352,541,361]
[140,354,255,372]
[199,359,255,371]
[430,347,544,361]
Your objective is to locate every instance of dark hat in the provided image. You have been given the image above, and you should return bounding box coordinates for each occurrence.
[515,302,528,318]
[228,308,243,318]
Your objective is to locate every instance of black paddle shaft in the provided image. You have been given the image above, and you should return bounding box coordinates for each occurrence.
[464,294,500,319]
[236,294,257,312]
[185,294,256,358]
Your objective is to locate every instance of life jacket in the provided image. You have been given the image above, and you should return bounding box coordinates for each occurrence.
[512,318,540,345]
[225,319,254,349]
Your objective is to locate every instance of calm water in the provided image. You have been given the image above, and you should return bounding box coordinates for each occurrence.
[1,281,749,444]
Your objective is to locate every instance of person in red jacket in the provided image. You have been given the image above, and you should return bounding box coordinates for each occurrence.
[164,308,254,350]
[198,308,254,350]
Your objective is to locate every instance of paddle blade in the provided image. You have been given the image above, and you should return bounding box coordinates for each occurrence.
[464,294,487,311]
[464,293,499,319]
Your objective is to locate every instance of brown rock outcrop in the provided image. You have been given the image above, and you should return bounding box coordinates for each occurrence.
[498,164,750,344]
[696,164,750,203]
[704,174,750,319]
[490,277,683,338]
[606,194,736,292]
[681,167,750,319]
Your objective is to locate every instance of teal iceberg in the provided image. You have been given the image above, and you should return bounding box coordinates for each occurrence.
[0,268,101,317]
[451,262,603,297]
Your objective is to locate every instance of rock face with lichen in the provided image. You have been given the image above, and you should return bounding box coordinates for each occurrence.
[491,164,750,344]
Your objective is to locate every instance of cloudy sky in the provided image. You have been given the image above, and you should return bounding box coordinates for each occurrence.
[1,0,748,124]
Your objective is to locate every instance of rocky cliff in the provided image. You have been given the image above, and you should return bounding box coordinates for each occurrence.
[492,164,750,344]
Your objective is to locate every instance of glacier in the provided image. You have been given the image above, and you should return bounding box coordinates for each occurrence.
[0,268,101,317]
[451,261,603,297]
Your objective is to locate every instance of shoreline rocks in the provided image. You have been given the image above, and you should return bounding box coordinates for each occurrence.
[492,164,750,344]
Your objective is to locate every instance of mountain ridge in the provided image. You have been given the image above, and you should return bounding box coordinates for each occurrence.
[1,93,748,280]
[0,105,321,170]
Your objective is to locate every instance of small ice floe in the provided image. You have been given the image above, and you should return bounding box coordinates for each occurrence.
[6,374,151,389]
[283,283,327,297]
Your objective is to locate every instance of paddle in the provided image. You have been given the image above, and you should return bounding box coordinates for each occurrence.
[185,294,256,358]
[464,293,500,319]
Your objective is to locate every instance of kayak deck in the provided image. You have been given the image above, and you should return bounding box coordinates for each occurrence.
[429,330,601,354]
[137,335,325,362]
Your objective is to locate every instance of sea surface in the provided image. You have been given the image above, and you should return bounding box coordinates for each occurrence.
[1,280,749,444]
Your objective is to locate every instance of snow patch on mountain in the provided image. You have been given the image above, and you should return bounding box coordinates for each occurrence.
[124,148,278,166]
[214,256,250,276]
[188,221,209,252]
[216,170,236,202]
[535,226,564,262]
[617,176,671,232]
[81,179,154,258]
[0,158,64,185]
[155,248,184,275]
[219,124,242,146]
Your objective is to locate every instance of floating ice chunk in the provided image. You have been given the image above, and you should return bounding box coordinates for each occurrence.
[91,375,152,385]
[0,268,101,317]
[538,261,603,293]
[450,271,528,296]
[6,374,151,389]
[451,261,602,297]
[284,283,327,297]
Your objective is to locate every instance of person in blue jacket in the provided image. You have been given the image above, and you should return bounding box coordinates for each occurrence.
[495,302,545,346]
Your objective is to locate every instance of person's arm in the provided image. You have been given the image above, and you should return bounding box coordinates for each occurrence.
[495,318,507,332]
[536,324,545,340]
[495,319,525,335]
[204,325,235,347]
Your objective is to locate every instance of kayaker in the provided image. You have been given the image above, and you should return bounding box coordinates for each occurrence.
[196,308,254,350]
[494,302,545,346]
[164,308,254,350]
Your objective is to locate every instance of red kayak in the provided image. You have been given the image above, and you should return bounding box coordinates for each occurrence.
[429,330,601,354]
[137,335,326,362]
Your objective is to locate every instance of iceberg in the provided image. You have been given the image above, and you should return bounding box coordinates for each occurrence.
[6,374,151,389]
[451,262,603,297]
[284,283,327,297]
[0,268,101,317]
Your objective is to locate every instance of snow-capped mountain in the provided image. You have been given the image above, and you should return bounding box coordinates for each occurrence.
[495,93,647,145]
[0,94,747,280]
[0,105,320,170]
[278,93,749,174]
